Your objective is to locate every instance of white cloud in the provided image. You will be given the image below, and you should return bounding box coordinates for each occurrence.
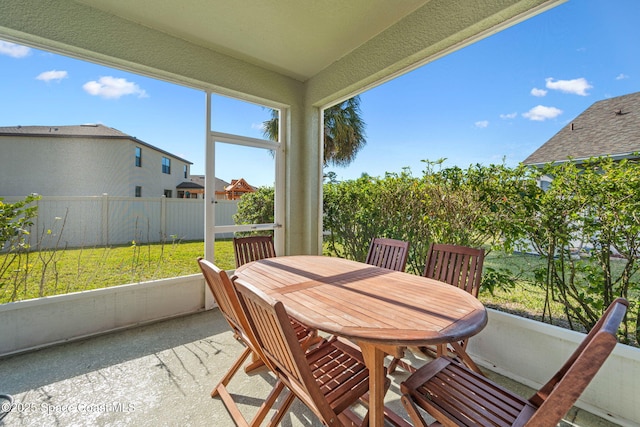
[251,122,266,132]
[0,41,31,58]
[530,88,547,97]
[545,77,592,96]
[522,105,563,121]
[475,120,489,128]
[616,73,629,80]
[36,70,68,82]
[83,76,148,99]
[499,112,517,120]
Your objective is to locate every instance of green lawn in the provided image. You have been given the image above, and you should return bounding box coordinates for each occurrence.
[0,240,235,303]
[479,251,565,324]
[0,240,556,313]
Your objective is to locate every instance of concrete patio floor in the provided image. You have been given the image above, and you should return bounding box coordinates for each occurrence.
[0,309,621,427]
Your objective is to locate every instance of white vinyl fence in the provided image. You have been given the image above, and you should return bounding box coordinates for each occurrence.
[4,195,238,250]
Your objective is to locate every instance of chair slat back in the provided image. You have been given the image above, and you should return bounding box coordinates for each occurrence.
[198,258,246,336]
[525,298,628,425]
[365,237,410,272]
[234,235,277,268]
[233,278,335,419]
[424,243,484,297]
[197,258,269,366]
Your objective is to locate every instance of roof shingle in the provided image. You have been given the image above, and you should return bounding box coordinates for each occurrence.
[523,92,640,165]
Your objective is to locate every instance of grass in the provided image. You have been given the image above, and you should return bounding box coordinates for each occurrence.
[479,251,567,326]
[0,239,235,303]
[0,240,561,314]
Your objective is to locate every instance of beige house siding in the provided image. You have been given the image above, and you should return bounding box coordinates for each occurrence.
[0,130,191,198]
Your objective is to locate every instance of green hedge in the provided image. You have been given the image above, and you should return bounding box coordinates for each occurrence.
[321,159,639,344]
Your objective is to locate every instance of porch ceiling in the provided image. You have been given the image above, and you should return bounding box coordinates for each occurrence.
[73,0,428,82]
[1,0,565,100]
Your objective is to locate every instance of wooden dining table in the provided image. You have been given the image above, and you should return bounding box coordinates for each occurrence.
[234,255,488,427]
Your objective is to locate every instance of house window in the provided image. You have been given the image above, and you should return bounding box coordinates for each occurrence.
[164,189,172,198]
[135,147,142,167]
[162,157,171,174]
[183,165,187,179]
[135,186,142,197]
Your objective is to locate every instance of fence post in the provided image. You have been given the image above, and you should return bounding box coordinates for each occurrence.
[160,195,167,240]
[101,193,109,246]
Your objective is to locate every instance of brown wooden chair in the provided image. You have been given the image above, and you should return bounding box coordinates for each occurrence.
[365,237,410,272]
[389,243,485,374]
[234,276,388,427]
[422,243,485,370]
[197,257,283,426]
[233,235,277,268]
[400,298,628,427]
[197,258,320,426]
[423,243,484,297]
[365,237,412,376]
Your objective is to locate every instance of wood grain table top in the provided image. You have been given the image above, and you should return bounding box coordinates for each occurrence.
[235,255,487,347]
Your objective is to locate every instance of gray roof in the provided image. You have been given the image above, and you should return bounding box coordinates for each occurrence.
[523,92,640,165]
[188,175,230,192]
[0,124,192,164]
[176,181,204,189]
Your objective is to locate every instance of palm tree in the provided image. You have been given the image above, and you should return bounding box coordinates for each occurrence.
[262,96,366,167]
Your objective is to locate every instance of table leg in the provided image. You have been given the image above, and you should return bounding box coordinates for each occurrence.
[358,341,386,427]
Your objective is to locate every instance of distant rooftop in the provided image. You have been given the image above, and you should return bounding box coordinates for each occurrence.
[524,91,640,166]
[0,124,192,165]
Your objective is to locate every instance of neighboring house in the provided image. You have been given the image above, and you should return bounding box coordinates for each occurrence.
[189,175,255,200]
[0,124,194,198]
[223,178,256,200]
[176,181,205,199]
[524,91,640,167]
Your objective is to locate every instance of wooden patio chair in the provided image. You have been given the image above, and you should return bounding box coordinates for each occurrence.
[233,235,276,268]
[423,243,484,297]
[389,243,484,374]
[197,258,319,426]
[365,237,410,272]
[233,277,389,427]
[400,298,628,427]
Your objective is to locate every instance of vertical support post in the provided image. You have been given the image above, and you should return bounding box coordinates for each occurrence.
[101,193,109,246]
[204,92,216,309]
[274,108,286,256]
[205,92,215,262]
[160,195,167,241]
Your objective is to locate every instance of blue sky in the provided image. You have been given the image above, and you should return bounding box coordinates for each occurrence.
[1,0,639,187]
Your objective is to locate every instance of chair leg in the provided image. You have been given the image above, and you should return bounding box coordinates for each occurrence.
[449,341,483,375]
[300,333,326,351]
[266,388,296,427]
[244,350,266,373]
[419,343,484,376]
[388,357,401,374]
[401,395,430,427]
[388,356,416,374]
[212,346,253,397]
[250,380,287,427]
